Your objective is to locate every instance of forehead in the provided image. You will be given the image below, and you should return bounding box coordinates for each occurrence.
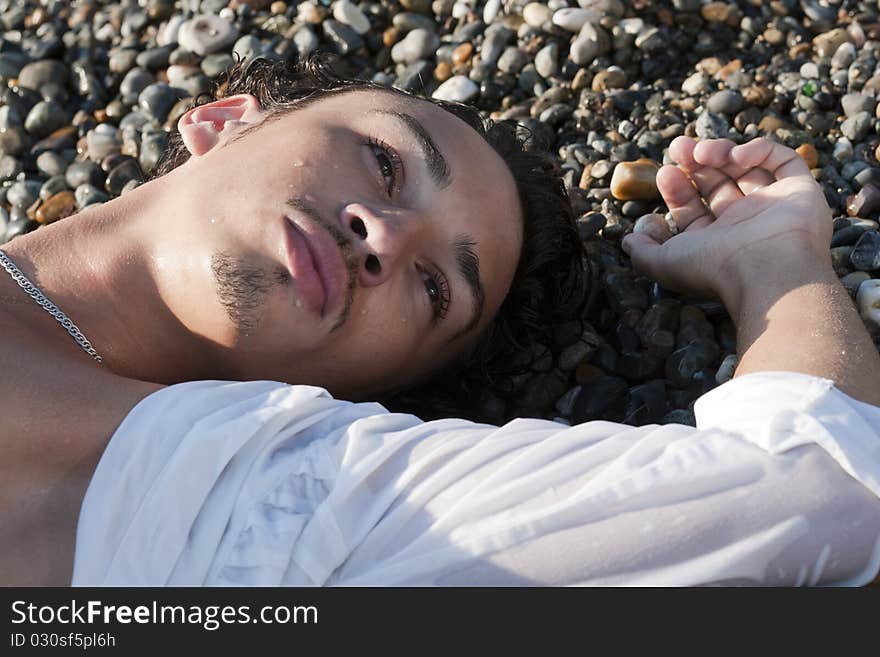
[293,87,521,216]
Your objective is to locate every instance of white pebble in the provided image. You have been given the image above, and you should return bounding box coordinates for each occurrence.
[569,36,599,66]
[552,8,600,32]
[452,1,471,19]
[523,2,553,27]
[857,279,880,335]
[715,354,738,385]
[432,75,479,102]
[333,0,370,35]
[619,18,644,35]
[482,0,501,23]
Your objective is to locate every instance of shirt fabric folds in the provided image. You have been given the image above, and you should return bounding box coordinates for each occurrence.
[72,370,880,586]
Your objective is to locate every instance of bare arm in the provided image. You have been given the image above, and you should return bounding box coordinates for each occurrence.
[726,246,880,407]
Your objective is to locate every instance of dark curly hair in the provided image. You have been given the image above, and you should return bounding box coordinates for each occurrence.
[155,53,589,422]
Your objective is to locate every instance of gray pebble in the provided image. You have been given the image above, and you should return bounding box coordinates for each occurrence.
[706,89,745,115]
[695,111,731,139]
[23,100,66,139]
[232,35,263,62]
[0,127,28,156]
[392,12,436,33]
[39,175,68,200]
[323,20,364,56]
[535,43,559,79]
[120,68,155,105]
[139,83,181,123]
[201,53,236,78]
[391,28,439,64]
[497,47,528,74]
[841,93,875,118]
[840,111,872,142]
[0,154,22,181]
[139,131,169,174]
[105,159,143,196]
[17,60,68,92]
[850,230,880,271]
[177,14,239,56]
[6,180,41,208]
[480,24,513,66]
[74,184,109,209]
[66,161,104,189]
[37,151,68,177]
[292,27,319,58]
[136,45,175,71]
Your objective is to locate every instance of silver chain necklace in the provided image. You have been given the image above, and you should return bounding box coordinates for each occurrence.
[0,249,103,364]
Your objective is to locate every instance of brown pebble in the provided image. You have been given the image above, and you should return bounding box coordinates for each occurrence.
[847,183,880,217]
[571,68,592,92]
[592,68,626,92]
[813,28,851,57]
[796,143,819,169]
[433,61,452,82]
[758,114,786,133]
[36,191,77,225]
[270,1,287,14]
[451,42,473,65]
[701,2,742,26]
[610,159,661,201]
[742,85,774,107]
[716,59,742,81]
[382,26,399,47]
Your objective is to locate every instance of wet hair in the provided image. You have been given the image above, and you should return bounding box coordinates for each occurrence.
[156,53,589,423]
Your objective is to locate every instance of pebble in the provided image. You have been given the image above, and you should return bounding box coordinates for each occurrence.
[706,89,745,115]
[695,111,731,139]
[391,28,438,64]
[177,15,239,56]
[714,354,738,385]
[333,0,370,35]
[35,190,76,225]
[841,93,875,118]
[432,76,478,103]
[23,100,66,139]
[850,231,880,271]
[523,3,553,28]
[74,184,109,209]
[552,8,599,33]
[841,271,871,297]
[570,37,600,67]
[791,140,819,168]
[841,112,873,142]
[534,43,558,79]
[856,279,880,336]
[610,160,660,201]
[847,184,880,218]
[17,59,68,91]
[571,375,629,424]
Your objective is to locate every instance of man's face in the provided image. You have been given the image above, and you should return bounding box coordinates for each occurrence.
[166,88,523,399]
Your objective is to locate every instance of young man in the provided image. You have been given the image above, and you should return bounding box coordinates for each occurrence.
[2,58,879,585]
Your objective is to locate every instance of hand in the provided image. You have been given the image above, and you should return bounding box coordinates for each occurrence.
[621,136,834,305]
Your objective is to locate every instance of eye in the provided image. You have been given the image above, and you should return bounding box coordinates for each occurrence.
[420,266,450,323]
[366,137,404,196]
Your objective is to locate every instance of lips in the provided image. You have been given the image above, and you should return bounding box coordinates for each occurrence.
[283,216,347,317]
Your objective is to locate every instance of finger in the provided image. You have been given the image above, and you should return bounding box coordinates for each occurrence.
[729,137,811,180]
[621,232,665,282]
[667,135,698,166]
[692,138,776,195]
[656,165,712,231]
[676,159,744,218]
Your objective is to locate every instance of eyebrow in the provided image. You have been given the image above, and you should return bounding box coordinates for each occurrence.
[445,234,485,345]
[370,109,452,190]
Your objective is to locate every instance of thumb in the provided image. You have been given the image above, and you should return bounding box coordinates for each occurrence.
[621,232,663,280]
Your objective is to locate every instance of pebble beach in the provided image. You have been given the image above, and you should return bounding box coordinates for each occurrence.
[1,0,879,426]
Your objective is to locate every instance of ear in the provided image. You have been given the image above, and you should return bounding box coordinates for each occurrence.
[177,94,265,157]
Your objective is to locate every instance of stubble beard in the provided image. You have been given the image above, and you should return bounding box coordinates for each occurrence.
[210,252,290,336]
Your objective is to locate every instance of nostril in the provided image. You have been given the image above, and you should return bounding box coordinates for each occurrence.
[365,254,381,274]
[351,217,367,239]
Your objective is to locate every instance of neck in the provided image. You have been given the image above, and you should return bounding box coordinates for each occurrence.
[0,173,221,384]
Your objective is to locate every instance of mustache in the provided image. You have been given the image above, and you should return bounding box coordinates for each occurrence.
[285,196,359,332]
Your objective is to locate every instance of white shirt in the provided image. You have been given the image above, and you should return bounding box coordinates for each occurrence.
[72,371,880,586]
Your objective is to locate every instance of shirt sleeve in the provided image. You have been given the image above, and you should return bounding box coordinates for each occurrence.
[322,371,880,586]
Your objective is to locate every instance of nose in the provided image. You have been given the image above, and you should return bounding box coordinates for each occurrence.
[340,203,423,287]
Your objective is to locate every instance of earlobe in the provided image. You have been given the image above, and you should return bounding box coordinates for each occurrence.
[177,94,264,157]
